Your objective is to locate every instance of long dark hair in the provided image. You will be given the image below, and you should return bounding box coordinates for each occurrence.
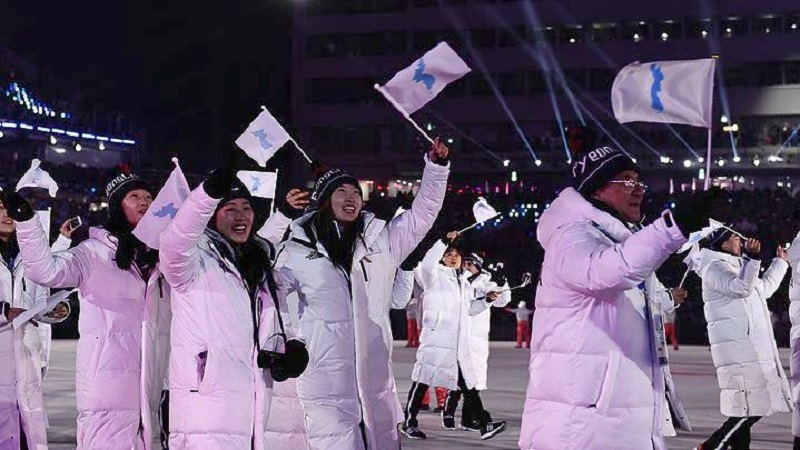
[0,232,19,266]
[312,202,364,272]
[104,210,154,272]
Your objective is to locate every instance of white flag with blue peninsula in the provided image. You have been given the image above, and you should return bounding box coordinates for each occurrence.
[133,158,190,249]
[235,109,292,167]
[611,58,716,128]
[237,170,277,199]
[377,42,471,115]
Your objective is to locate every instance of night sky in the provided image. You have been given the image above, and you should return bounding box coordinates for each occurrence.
[0,0,295,171]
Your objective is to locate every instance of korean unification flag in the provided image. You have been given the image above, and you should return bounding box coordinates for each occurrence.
[237,171,277,199]
[380,42,471,115]
[472,197,498,224]
[133,161,190,249]
[235,109,292,167]
[16,159,59,197]
[611,59,716,128]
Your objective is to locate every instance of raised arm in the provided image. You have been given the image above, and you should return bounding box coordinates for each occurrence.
[704,258,761,299]
[551,212,686,295]
[159,185,219,292]
[16,217,91,288]
[416,240,448,290]
[386,144,450,266]
[757,257,789,299]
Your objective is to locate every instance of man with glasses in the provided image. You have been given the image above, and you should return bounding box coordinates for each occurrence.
[519,141,712,450]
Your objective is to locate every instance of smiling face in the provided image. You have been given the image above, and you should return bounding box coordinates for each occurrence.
[121,189,153,227]
[330,184,363,223]
[592,170,645,223]
[214,198,255,244]
[0,200,15,241]
[442,248,462,269]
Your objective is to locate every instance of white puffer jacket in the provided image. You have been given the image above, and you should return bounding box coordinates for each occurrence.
[37,234,72,380]
[787,232,800,436]
[273,156,448,450]
[412,241,488,390]
[16,218,171,450]
[466,272,510,391]
[0,246,69,449]
[519,188,688,450]
[698,248,792,417]
[159,186,293,450]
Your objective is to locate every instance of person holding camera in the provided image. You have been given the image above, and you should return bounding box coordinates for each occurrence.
[693,230,792,450]
[159,161,309,450]
[272,139,450,450]
[3,173,169,450]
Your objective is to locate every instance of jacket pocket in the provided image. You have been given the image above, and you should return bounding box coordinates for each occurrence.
[594,351,621,414]
[194,350,208,392]
[422,311,439,329]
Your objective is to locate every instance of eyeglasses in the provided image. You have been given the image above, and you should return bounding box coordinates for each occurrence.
[607,179,648,192]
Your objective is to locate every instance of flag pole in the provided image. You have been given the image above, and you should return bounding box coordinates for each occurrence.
[374,84,435,145]
[704,127,712,190]
[258,105,313,165]
[271,168,280,215]
[457,213,501,234]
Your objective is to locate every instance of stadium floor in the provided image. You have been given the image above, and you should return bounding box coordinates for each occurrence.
[43,341,793,449]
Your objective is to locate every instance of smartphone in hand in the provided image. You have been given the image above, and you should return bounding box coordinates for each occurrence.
[67,216,82,231]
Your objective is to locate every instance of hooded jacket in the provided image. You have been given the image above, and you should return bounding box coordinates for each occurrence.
[159,185,294,450]
[15,219,171,450]
[519,187,687,450]
[272,155,448,450]
[698,247,792,417]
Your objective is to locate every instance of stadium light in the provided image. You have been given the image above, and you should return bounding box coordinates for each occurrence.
[502,159,510,167]
[0,131,3,138]
[75,143,82,152]
[99,142,105,151]
[659,156,671,164]
[535,159,542,167]
[683,160,692,168]
[720,115,729,124]
[50,135,57,145]
[753,158,761,167]
[733,156,741,163]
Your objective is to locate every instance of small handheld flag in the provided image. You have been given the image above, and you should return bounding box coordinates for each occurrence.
[16,159,59,197]
[375,42,471,144]
[133,158,190,249]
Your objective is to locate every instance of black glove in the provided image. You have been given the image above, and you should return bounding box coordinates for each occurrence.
[0,190,35,222]
[202,152,237,199]
[670,188,724,238]
[282,339,309,379]
[490,268,507,287]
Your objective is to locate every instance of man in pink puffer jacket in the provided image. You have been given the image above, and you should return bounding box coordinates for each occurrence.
[519,136,714,450]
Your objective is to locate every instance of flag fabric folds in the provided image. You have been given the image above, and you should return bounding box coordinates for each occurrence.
[235,109,292,167]
[237,170,277,199]
[133,160,190,249]
[16,159,59,197]
[472,197,499,224]
[378,42,471,115]
[612,59,716,128]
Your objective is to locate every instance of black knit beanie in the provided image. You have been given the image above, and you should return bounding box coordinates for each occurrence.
[106,173,152,219]
[308,169,362,212]
[570,146,641,196]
